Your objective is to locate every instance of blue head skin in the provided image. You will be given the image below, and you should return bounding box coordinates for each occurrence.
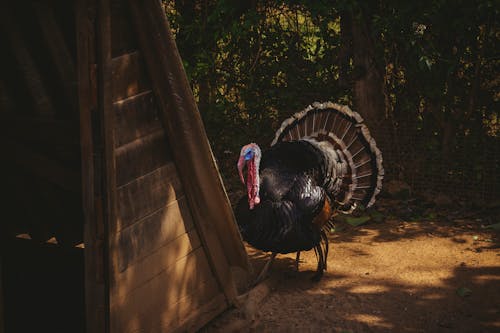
[244,148,254,161]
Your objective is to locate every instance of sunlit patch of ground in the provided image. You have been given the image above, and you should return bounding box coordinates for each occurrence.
[204,216,500,333]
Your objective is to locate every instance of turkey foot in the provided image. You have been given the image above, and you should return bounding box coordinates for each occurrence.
[295,251,301,271]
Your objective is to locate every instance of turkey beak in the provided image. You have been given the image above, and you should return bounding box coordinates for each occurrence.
[237,156,246,184]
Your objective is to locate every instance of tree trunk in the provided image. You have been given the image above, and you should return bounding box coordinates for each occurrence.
[343,6,390,159]
[350,11,386,137]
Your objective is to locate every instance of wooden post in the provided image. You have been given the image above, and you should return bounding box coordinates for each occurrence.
[76,0,107,331]
[0,255,4,333]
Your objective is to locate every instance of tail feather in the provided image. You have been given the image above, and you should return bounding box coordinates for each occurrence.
[272,102,384,208]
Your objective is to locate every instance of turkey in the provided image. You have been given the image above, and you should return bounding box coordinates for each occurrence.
[235,102,384,282]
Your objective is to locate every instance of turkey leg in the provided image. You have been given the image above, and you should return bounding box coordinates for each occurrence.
[254,252,277,285]
[295,251,301,271]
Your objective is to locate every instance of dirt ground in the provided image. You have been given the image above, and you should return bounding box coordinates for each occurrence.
[204,199,500,333]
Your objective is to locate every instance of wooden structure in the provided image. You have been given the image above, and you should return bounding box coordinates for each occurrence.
[0,0,248,332]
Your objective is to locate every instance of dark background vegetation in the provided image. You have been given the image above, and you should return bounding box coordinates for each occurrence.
[163,0,499,203]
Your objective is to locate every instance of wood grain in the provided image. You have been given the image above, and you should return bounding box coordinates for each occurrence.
[115,129,172,186]
[114,197,194,273]
[33,2,77,111]
[113,90,162,147]
[1,117,79,145]
[112,228,201,293]
[110,247,221,333]
[0,6,54,116]
[110,0,139,57]
[2,140,80,192]
[76,0,107,331]
[111,51,150,102]
[116,163,183,231]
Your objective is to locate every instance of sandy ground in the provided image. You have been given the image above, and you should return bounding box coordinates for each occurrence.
[203,203,500,333]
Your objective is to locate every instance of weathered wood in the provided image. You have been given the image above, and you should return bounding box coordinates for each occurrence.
[195,276,280,333]
[76,0,107,330]
[115,129,171,186]
[110,0,138,57]
[33,1,77,111]
[116,163,183,231]
[0,116,79,145]
[237,276,279,320]
[115,197,195,273]
[110,247,221,333]
[113,228,201,292]
[0,255,4,333]
[0,6,54,116]
[97,3,118,331]
[113,90,162,147]
[173,293,228,333]
[0,79,14,113]
[111,51,150,102]
[2,140,80,192]
[129,0,246,306]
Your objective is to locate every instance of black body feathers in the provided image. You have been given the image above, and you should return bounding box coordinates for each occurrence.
[236,140,327,253]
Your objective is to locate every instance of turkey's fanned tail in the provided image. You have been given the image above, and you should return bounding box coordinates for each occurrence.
[271,102,384,208]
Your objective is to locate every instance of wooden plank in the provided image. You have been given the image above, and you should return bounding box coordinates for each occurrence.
[127,282,224,333]
[115,129,171,186]
[97,6,119,332]
[0,6,55,117]
[2,140,80,192]
[0,116,79,145]
[115,197,195,273]
[110,0,138,57]
[76,0,107,331]
[33,2,77,112]
[116,163,183,231]
[0,255,4,333]
[111,51,150,102]
[172,293,228,333]
[113,227,201,292]
[0,79,15,113]
[113,90,162,147]
[110,247,221,333]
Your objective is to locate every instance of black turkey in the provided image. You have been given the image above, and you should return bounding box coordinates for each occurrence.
[235,102,384,282]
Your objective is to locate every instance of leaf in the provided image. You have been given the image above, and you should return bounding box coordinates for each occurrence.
[426,212,437,220]
[370,210,385,222]
[345,215,371,227]
[485,222,500,230]
[456,287,472,297]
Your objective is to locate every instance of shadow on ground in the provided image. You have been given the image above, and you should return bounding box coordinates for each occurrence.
[204,211,500,333]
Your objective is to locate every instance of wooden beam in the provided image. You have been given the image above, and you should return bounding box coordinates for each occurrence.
[114,129,171,186]
[116,163,183,231]
[0,79,15,114]
[2,140,80,192]
[0,255,4,333]
[96,1,116,332]
[113,90,162,147]
[76,0,107,331]
[111,51,150,102]
[0,116,79,145]
[33,2,78,112]
[0,5,55,117]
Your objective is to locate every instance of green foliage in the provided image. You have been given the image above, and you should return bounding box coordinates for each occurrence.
[164,0,499,196]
